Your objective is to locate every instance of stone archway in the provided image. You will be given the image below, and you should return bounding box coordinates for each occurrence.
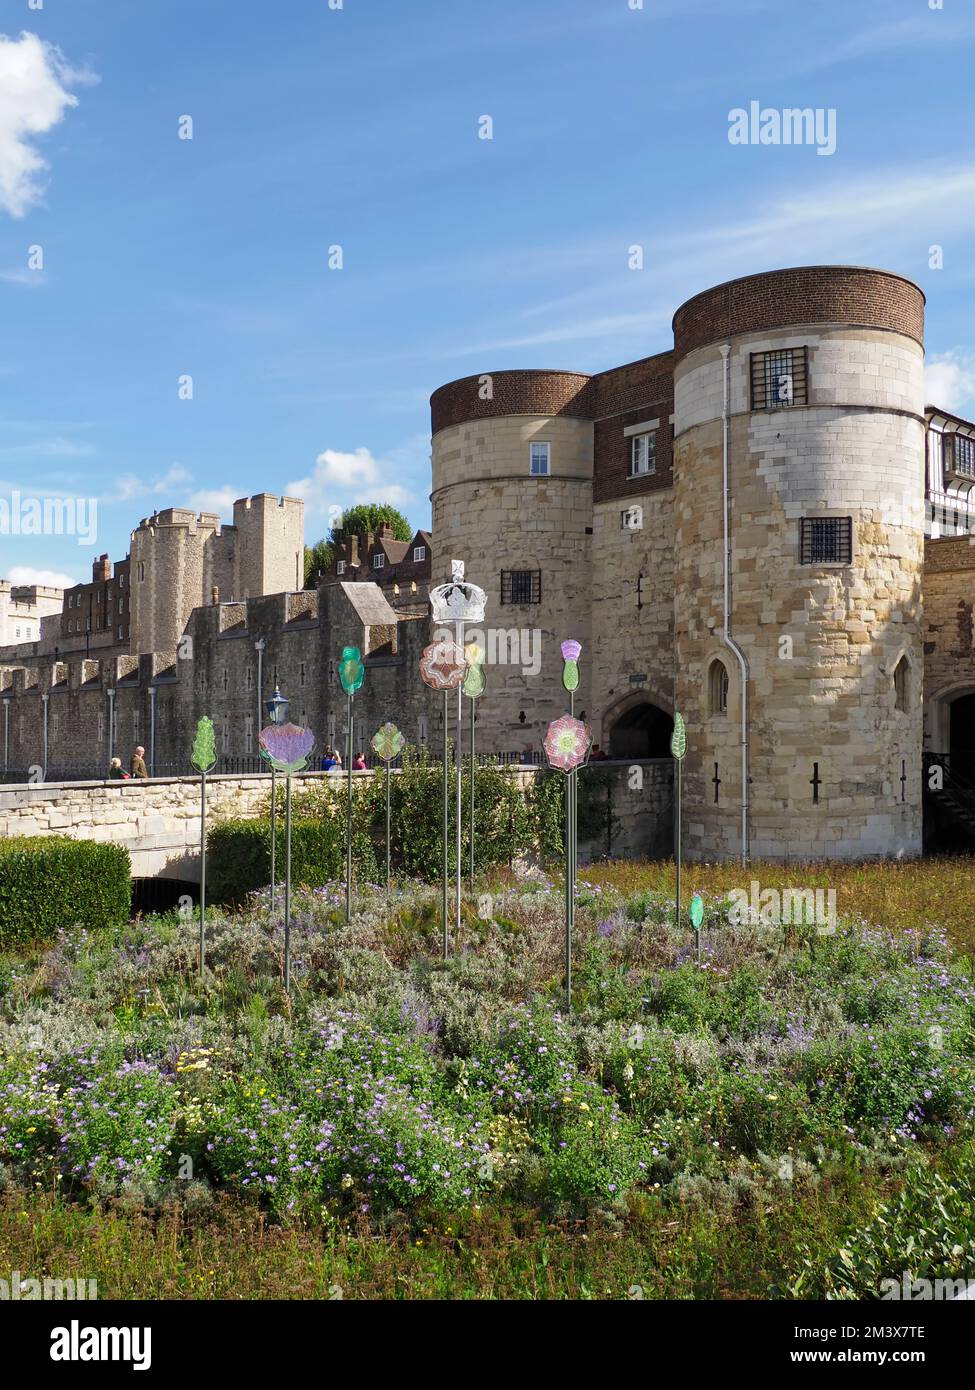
[605,695,673,759]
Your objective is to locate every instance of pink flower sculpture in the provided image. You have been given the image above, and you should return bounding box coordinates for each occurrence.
[258,722,316,774]
[419,639,467,690]
[543,715,593,774]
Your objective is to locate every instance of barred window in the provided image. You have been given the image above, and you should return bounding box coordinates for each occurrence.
[799,516,853,565]
[751,347,808,410]
[946,433,975,479]
[501,569,541,604]
[630,432,656,477]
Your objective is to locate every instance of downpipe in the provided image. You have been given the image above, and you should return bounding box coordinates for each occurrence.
[720,342,750,864]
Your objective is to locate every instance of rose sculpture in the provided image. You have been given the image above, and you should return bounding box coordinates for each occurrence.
[419,639,467,690]
[258,722,316,775]
[543,714,593,774]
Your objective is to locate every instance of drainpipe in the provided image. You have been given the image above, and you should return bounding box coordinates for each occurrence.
[41,692,49,782]
[255,638,266,758]
[3,698,8,776]
[720,342,750,864]
[107,688,116,764]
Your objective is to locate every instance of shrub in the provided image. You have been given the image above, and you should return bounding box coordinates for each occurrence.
[0,836,130,946]
[207,818,377,905]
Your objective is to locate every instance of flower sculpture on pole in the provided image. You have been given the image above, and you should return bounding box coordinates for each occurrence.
[543,714,593,774]
[560,640,581,693]
[371,722,405,763]
[372,723,405,904]
[257,722,316,775]
[419,638,467,690]
[258,709,314,993]
[462,642,485,699]
[190,716,217,978]
[338,646,365,695]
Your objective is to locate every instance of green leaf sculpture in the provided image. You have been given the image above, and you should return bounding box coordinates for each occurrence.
[670,711,687,761]
[689,893,704,930]
[191,716,217,774]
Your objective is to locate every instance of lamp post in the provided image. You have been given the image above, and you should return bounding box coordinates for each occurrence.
[338,648,365,923]
[259,689,315,993]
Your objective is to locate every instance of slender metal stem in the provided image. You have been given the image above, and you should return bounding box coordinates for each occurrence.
[565,689,575,1014]
[199,771,206,977]
[442,689,449,959]
[469,696,475,887]
[455,622,463,936]
[345,694,353,922]
[674,760,682,932]
[270,766,276,914]
[284,772,292,992]
[385,759,391,902]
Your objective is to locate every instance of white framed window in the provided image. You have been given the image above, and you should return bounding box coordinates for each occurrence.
[336,560,346,575]
[529,441,550,476]
[630,432,656,477]
[413,546,426,562]
[373,553,385,568]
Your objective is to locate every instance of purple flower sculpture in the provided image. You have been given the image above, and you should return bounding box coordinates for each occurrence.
[258,722,316,774]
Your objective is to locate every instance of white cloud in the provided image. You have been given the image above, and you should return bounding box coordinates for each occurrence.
[108,463,194,504]
[287,446,415,516]
[186,486,239,518]
[6,564,79,589]
[925,353,975,415]
[0,31,90,218]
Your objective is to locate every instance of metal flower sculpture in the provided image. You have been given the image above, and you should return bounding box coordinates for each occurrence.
[419,638,467,690]
[462,641,485,699]
[560,639,581,693]
[544,714,593,774]
[258,722,316,775]
[338,646,365,695]
[670,711,687,760]
[371,722,405,763]
[191,716,217,773]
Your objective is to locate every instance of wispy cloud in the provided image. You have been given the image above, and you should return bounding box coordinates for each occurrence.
[0,436,95,460]
[287,437,428,519]
[810,13,974,69]
[0,267,44,288]
[925,353,975,415]
[5,564,80,590]
[108,464,193,504]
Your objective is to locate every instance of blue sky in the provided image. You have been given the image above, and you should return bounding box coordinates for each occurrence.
[1,0,974,587]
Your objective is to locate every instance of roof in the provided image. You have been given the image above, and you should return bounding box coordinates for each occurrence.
[339,582,399,626]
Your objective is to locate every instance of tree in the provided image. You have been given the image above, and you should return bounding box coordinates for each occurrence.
[304,503,413,586]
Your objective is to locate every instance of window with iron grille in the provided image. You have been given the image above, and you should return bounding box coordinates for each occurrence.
[501,569,541,604]
[751,347,808,410]
[946,433,975,479]
[799,516,852,565]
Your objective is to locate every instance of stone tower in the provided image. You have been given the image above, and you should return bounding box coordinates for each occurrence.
[429,372,594,753]
[670,266,925,860]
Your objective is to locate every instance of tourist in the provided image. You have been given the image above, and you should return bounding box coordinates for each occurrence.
[321,746,337,771]
[131,745,148,778]
[108,757,129,780]
[331,748,343,769]
[353,752,367,770]
[590,744,608,761]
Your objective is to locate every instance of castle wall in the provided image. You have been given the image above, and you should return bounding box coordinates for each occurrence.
[921,537,975,752]
[430,381,594,757]
[672,276,926,861]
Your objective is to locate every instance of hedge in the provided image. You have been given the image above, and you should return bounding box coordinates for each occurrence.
[207,752,565,905]
[0,836,131,947]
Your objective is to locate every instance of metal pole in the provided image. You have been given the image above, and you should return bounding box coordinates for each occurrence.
[469,696,475,887]
[442,689,449,959]
[199,771,206,976]
[454,621,463,934]
[284,772,292,992]
[270,766,277,913]
[385,758,391,900]
[345,693,353,922]
[674,760,682,933]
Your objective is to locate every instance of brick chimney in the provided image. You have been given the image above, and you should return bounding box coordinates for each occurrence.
[92,553,111,583]
[347,535,360,569]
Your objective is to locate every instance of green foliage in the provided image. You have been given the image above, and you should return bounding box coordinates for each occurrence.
[206,817,377,904]
[0,837,130,946]
[793,1143,975,1299]
[304,503,413,585]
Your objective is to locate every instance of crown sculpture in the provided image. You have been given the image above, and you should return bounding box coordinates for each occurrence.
[429,559,486,624]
